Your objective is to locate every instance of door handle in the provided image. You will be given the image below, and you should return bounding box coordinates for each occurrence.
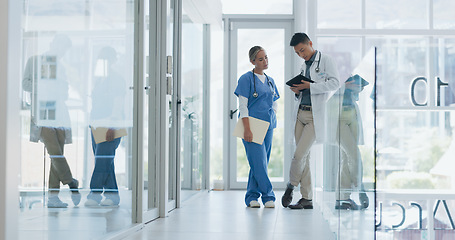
[229,109,238,119]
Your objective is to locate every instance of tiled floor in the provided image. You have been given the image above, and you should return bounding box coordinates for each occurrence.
[18,190,376,239]
[123,190,337,240]
[17,189,203,240]
[18,189,134,240]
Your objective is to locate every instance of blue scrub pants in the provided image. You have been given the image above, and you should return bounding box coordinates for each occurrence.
[87,133,121,204]
[243,128,276,206]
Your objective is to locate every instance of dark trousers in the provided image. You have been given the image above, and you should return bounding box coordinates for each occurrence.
[87,132,121,204]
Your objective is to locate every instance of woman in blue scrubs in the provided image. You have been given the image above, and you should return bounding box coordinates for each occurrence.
[234,46,280,208]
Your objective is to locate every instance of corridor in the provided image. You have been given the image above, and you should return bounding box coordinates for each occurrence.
[125,190,336,240]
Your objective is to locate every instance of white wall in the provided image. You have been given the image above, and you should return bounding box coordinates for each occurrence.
[0,0,21,239]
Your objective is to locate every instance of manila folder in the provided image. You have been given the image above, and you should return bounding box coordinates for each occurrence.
[91,127,128,144]
[232,117,270,145]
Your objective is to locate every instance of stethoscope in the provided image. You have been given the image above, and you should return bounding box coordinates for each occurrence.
[301,51,322,76]
[315,51,322,73]
[252,69,275,98]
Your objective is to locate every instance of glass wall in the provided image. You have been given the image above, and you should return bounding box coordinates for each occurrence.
[434,0,455,29]
[317,0,362,29]
[373,39,455,239]
[221,0,292,15]
[19,1,134,238]
[313,37,376,239]
[365,0,428,29]
[210,27,225,190]
[314,0,455,239]
[180,10,205,200]
[180,0,223,197]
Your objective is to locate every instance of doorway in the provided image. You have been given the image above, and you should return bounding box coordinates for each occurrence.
[225,18,294,189]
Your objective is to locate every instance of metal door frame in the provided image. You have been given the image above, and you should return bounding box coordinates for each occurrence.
[224,16,295,190]
[133,0,181,223]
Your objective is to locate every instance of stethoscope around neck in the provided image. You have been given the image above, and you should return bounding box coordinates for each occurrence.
[314,51,322,73]
[300,51,322,79]
[252,69,273,98]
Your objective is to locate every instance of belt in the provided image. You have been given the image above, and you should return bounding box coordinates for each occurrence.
[299,105,312,111]
[342,106,355,111]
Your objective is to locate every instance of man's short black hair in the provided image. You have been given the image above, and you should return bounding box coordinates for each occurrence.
[290,33,311,46]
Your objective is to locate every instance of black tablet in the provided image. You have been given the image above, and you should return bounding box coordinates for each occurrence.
[286,74,314,86]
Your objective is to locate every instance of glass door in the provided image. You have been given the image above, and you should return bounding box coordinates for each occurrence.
[136,0,158,222]
[227,19,293,189]
[134,0,180,222]
[330,47,377,240]
[179,7,205,201]
[166,0,179,212]
[18,0,137,238]
[152,0,179,217]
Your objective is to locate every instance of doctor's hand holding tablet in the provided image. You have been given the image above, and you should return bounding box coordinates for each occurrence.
[287,74,314,94]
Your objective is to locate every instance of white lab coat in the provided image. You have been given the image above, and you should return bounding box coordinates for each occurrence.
[22,55,72,143]
[293,51,341,143]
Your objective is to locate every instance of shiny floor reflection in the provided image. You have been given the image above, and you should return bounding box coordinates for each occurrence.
[18,189,133,240]
[125,190,336,240]
[320,191,375,240]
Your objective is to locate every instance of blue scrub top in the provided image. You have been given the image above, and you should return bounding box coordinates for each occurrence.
[234,71,280,129]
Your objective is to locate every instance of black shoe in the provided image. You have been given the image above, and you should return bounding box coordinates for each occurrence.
[281,187,293,207]
[68,178,79,190]
[288,198,313,209]
[359,192,369,209]
[335,199,361,210]
[68,178,81,206]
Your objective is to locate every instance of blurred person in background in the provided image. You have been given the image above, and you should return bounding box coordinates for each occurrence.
[22,34,81,208]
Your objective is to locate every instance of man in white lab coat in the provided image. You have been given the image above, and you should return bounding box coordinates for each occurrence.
[22,34,80,208]
[282,32,340,209]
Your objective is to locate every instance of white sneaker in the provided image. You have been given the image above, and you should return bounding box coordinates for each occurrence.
[100,199,119,207]
[248,200,260,208]
[264,201,275,208]
[47,197,68,208]
[84,199,100,207]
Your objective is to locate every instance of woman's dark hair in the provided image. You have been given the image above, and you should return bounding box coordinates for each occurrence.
[290,33,311,46]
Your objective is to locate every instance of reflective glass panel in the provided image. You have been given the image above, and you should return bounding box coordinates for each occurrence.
[375,41,455,239]
[315,37,376,239]
[19,1,134,238]
[143,0,157,215]
[180,17,204,198]
[437,38,455,107]
[317,0,362,29]
[365,0,428,29]
[168,0,177,207]
[366,37,428,108]
[221,0,292,14]
[210,28,224,190]
[434,0,455,29]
